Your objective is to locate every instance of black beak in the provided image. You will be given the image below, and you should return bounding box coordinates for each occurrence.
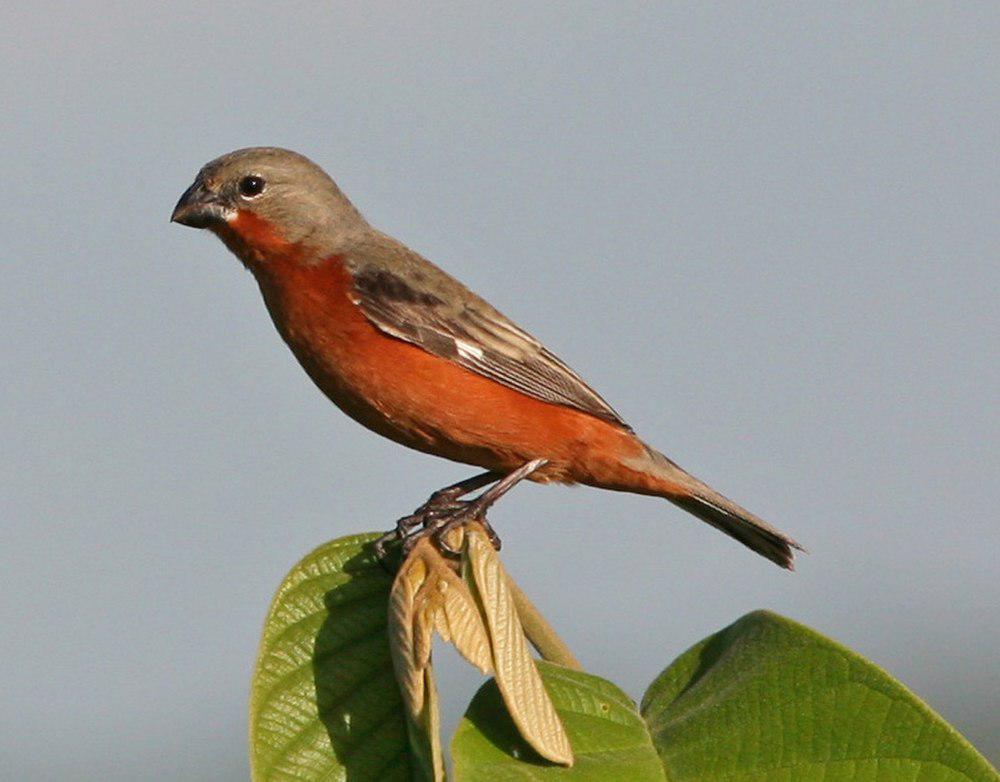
[171,179,231,228]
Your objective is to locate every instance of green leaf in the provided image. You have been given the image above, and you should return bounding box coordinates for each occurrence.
[452,660,667,781]
[641,610,999,782]
[250,538,996,782]
[249,533,423,782]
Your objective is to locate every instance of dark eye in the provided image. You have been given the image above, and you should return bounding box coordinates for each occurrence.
[238,175,265,197]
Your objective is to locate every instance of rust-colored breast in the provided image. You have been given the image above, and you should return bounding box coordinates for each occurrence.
[215,210,646,485]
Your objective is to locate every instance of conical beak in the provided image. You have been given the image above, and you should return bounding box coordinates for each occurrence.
[171,180,232,228]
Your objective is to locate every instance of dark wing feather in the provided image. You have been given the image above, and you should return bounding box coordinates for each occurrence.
[347,257,630,429]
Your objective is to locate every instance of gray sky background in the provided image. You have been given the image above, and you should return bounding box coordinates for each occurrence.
[2,3,997,778]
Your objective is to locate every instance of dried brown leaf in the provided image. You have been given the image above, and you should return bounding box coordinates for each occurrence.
[388,536,497,780]
[465,528,574,766]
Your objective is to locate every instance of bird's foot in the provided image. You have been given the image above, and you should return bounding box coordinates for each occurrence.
[373,469,498,559]
[374,459,547,561]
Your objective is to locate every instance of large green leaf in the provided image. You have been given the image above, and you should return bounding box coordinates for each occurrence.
[641,610,998,782]
[249,533,422,781]
[452,660,667,781]
[250,538,996,781]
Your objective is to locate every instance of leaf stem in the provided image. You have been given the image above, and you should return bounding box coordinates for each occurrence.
[506,575,582,671]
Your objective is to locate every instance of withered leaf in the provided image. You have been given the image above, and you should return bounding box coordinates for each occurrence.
[465,528,574,766]
[388,536,496,780]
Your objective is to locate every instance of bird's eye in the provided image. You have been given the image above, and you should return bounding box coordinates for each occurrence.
[238,175,265,198]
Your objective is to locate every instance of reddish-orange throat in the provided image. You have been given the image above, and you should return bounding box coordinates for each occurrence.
[213,210,304,270]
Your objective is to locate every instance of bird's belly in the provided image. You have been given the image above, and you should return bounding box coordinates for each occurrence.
[253,256,639,482]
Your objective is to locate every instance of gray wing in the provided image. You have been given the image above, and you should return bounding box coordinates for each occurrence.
[346,255,630,429]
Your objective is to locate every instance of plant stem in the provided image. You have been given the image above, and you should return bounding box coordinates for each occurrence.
[506,575,582,671]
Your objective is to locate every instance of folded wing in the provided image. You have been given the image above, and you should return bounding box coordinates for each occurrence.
[347,256,630,429]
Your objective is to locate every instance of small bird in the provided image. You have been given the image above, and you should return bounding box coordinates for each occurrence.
[172,148,802,568]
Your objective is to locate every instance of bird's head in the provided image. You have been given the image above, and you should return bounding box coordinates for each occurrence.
[171,147,364,260]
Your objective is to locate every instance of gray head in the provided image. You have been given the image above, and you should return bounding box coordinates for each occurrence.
[171,147,365,246]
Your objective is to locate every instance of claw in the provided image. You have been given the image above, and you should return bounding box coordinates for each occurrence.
[375,459,548,562]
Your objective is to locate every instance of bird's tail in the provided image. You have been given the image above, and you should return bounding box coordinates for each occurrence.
[620,444,803,569]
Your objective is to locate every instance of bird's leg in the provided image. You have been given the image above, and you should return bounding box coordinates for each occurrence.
[377,459,547,560]
[429,458,548,555]
[373,469,501,559]
[414,470,504,517]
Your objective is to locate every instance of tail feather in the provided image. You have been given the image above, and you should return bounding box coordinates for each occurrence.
[670,492,802,569]
[630,446,804,569]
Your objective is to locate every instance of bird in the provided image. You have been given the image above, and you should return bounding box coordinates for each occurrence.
[172,147,802,568]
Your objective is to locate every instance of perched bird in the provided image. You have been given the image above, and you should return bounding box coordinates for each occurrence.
[172,147,802,568]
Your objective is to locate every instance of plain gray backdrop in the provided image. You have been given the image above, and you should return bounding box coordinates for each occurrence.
[2,3,997,779]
